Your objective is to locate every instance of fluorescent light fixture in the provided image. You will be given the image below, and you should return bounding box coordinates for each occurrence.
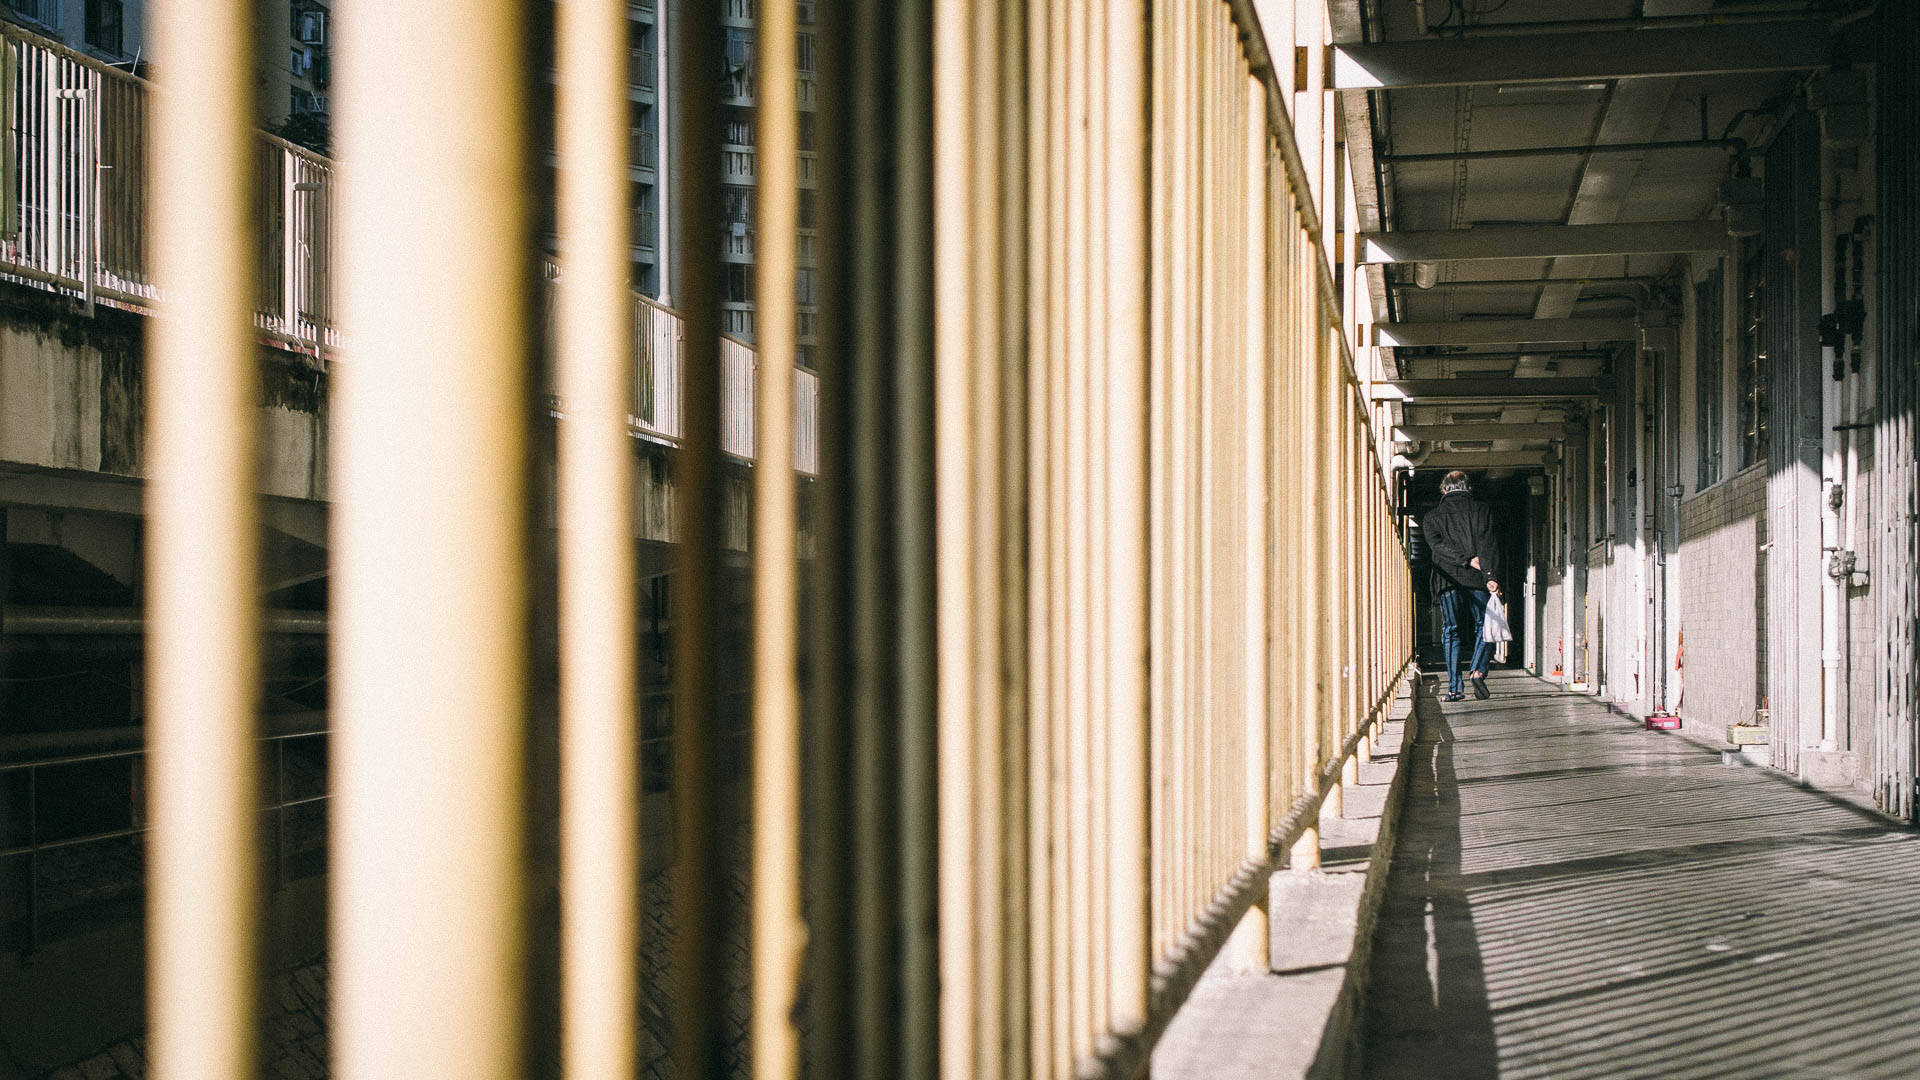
[1496,82,1608,93]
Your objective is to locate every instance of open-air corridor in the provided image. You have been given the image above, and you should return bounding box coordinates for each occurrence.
[1363,673,1920,1080]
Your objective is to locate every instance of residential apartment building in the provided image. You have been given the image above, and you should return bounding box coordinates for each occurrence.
[715,0,819,364]
[0,0,143,65]
[258,0,331,128]
[630,0,664,297]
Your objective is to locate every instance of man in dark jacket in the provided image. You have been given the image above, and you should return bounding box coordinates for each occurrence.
[1422,470,1501,701]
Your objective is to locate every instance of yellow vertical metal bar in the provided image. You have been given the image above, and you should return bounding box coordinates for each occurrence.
[1103,0,1151,1038]
[1324,374,1347,822]
[555,0,640,1072]
[1343,404,1362,780]
[1085,0,1111,1034]
[1166,0,1189,937]
[1199,0,1215,913]
[1182,0,1198,926]
[1321,328,1343,819]
[1147,0,1171,964]
[1290,223,1322,870]
[938,32,983,1069]
[332,0,530,1075]
[1044,1,1073,1067]
[1026,4,1055,1072]
[146,0,259,1075]
[1230,68,1270,974]
[753,0,803,1074]
[1062,0,1092,1058]
[1269,182,1293,826]
[976,0,1011,1067]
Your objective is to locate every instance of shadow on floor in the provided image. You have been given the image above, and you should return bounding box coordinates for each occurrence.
[1360,672,1920,1080]
[1361,700,1499,1080]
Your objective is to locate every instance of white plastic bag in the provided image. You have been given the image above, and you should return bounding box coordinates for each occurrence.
[1482,593,1512,643]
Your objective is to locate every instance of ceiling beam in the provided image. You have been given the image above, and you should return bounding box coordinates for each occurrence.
[1372,317,1637,347]
[1411,452,1554,469]
[1396,422,1570,441]
[1360,221,1726,264]
[1332,21,1832,90]
[1375,378,1602,402]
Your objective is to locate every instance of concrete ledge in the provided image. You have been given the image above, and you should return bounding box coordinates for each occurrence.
[1152,679,1424,1080]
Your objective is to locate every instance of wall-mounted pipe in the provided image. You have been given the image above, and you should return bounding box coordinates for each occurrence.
[1381,139,1743,165]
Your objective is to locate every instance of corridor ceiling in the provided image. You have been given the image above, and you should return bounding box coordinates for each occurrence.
[1334,0,1868,472]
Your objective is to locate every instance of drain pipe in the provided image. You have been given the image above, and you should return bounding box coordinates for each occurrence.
[1819,187,1842,754]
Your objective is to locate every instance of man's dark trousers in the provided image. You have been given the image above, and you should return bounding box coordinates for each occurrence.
[1440,587,1494,696]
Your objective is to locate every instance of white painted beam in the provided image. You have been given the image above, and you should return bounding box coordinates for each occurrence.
[1375,378,1602,402]
[1360,221,1727,264]
[1332,21,1831,90]
[1373,317,1636,347]
[1396,422,1569,440]
[1413,451,1553,469]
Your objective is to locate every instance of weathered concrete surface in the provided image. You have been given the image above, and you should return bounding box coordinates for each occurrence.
[1361,671,1920,1080]
[1152,678,1420,1080]
[0,287,328,504]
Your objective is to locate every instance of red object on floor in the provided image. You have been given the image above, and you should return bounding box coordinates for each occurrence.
[1645,713,1682,730]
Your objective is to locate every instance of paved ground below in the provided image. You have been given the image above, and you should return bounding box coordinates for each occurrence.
[1361,672,1920,1080]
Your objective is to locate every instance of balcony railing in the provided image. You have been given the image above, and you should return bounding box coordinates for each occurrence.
[0,22,816,475]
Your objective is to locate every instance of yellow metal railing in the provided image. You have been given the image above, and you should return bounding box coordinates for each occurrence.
[131,1,1413,1079]
[931,1,1413,1075]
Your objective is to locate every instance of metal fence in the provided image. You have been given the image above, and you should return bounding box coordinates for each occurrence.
[0,719,328,958]
[0,20,816,474]
[129,1,1410,1079]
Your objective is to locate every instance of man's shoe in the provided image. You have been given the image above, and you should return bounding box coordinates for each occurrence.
[1443,691,1465,702]
[1471,673,1490,699]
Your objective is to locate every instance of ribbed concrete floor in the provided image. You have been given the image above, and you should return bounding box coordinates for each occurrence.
[1361,672,1920,1080]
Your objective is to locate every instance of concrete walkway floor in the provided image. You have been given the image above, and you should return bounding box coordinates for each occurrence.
[1361,672,1920,1080]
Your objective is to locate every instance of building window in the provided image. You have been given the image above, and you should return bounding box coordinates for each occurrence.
[724,185,752,227]
[1735,236,1767,470]
[798,111,816,152]
[725,264,750,303]
[799,190,817,230]
[5,0,60,30]
[797,32,816,73]
[84,0,122,53]
[725,107,754,147]
[724,27,754,72]
[795,267,815,306]
[1695,268,1724,489]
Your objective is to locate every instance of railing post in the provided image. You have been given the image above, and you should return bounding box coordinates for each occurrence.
[331,1,534,1076]
[751,0,803,1073]
[1229,70,1270,975]
[1290,240,1322,873]
[555,0,641,1074]
[146,0,262,1074]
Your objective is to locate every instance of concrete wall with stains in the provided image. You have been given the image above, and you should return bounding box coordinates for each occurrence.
[0,288,328,504]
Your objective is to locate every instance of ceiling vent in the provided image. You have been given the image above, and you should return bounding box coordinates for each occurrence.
[1450,441,1495,451]
[1450,410,1501,424]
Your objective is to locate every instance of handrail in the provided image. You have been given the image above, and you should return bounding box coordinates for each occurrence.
[0,718,332,956]
[0,22,817,475]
